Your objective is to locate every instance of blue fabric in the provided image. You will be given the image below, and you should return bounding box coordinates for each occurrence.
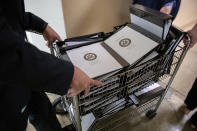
[164,1,175,7]
[133,0,181,18]
[171,0,181,18]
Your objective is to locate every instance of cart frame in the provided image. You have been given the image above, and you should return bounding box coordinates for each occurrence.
[51,25,190,131]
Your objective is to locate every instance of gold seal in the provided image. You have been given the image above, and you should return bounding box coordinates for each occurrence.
[119,38,131,47]
[84,53,97,61]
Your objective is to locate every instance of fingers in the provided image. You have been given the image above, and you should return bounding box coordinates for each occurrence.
[183,35,194,49]
[183,38,188,44]
[66,88,73,97]
[43,25,62,47]
[67,67,103,97]
[46,41,52,48]
[46,38,57,48]
[46,41,49,47]
[84,86,90,96]
[67,88,77,98]
[67,79,103,97]
[90,79,104,87]
[56,34,62,42]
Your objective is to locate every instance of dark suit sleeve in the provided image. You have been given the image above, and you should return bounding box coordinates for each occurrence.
[0,9,74,95]
[24,12,48,34]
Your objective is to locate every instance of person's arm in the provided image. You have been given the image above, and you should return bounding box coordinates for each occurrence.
[23,12,104,95]
[67,66,104,97]
[184,23,197,48]
[25,12,62,47]
[0,5,102,96]
[24,12,48,34]
[0,20,74,95]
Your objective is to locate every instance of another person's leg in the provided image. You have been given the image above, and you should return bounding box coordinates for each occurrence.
[180,78,197,128]
[190,111,197,128]
[27,92,62,131]
[184,78,197,112]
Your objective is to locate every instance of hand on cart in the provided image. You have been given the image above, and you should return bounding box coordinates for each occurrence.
[43,25,62,47]
[183,23,197,48]
[67,66,104,97]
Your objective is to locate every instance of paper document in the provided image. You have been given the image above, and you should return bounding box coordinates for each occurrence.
[104,26,158,65]
[138,51,158,65]
[66,42,122,78]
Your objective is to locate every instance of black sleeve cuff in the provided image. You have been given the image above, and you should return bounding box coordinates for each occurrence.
[24,12,48,34]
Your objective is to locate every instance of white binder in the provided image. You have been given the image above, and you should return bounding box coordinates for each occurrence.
[66,42,122,78]
[104,26,159,65]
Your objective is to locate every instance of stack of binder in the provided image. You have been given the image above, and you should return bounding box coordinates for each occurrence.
[130,4,173,40]
[59,25,161,79]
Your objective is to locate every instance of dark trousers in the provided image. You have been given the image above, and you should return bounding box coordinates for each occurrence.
[1,85,62,131]
[185,78,197,126]
[25,92,62,131]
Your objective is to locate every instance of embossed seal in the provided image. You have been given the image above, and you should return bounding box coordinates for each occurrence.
[119,38,131,47]
[84,53,97,61]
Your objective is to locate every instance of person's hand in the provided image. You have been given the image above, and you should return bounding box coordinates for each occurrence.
[43,25,62,47]
[183,24,197,48]
[160,6,173,15]
[67,66,104,97]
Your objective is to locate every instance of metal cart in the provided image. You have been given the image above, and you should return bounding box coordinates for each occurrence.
[51,24,190,131]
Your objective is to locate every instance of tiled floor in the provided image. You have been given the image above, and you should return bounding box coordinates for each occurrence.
[26,0,197,130]
[111,90,197,131]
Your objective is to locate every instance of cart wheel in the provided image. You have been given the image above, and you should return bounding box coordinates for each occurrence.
[52,97,68,114]
[146,110,157,119]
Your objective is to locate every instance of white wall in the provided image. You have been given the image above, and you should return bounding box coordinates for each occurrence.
[24,0,66,53]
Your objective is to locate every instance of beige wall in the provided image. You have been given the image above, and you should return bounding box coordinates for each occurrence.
[62,0,133,38]
[173,0,197,31]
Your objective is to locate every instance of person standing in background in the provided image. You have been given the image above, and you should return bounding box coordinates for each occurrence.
[133,0,181,18]
[180,23,197,129]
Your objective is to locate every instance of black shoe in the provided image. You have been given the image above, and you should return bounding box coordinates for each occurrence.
[62,124,76,131]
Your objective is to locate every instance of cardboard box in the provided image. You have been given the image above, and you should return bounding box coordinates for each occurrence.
[61,0,133,37]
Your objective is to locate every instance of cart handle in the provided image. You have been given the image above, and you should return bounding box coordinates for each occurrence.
[184,33,191,47]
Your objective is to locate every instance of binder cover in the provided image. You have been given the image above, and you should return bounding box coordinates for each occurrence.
[130,4,173,40]
[66,42,122,78]
[104,26,159,66]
